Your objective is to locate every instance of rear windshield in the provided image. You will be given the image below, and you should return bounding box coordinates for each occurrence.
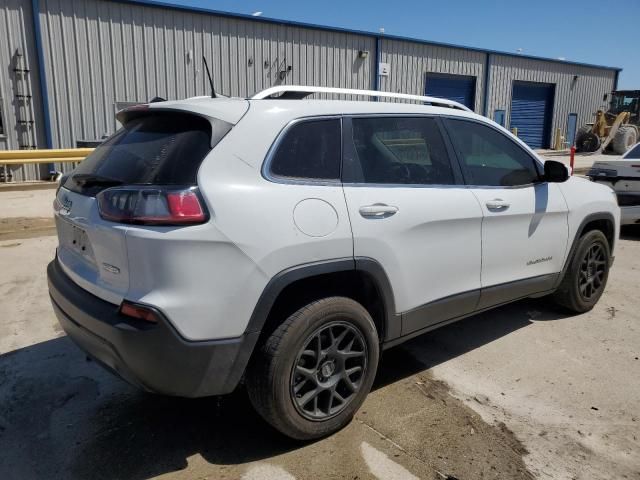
[64,112,230,195]
[625,143,640,159]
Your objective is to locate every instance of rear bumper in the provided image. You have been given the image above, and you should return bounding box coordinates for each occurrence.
[621,205,640,225]
[47,259,258,397]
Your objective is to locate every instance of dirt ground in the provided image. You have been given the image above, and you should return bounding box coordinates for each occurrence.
[0,186,639,480]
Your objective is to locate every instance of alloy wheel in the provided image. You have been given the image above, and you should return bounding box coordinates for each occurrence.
[290,321,367,421]
[578,243,607,300]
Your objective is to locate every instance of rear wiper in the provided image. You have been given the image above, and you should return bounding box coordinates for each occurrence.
[72,174,124,188]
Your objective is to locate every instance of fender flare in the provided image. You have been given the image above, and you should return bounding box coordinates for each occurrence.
[554,211,616,289]
[244,257,399,341]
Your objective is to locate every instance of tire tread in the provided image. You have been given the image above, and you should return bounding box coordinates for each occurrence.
[552,230,610,313]
[246,296,378,440]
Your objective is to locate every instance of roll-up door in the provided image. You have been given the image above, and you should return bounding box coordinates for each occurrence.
[425,73,476,110]
[510,81,555,149]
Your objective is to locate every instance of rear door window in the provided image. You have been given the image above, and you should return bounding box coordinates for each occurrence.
[268,119,341,181]
[64,112,229,195]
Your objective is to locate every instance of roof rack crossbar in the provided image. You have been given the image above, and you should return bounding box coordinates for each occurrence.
[250,86,472,111]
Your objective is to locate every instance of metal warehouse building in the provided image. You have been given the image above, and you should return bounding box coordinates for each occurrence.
[0,0,622,181]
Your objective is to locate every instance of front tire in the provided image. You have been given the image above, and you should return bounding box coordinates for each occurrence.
[246,297,380,440]
[552,230,611,313]
[612,126,637,155]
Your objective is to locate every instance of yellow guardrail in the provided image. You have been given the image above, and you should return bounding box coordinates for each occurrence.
[0,148,94,165]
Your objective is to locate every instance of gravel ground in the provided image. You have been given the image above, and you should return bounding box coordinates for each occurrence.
[0,188,639,480]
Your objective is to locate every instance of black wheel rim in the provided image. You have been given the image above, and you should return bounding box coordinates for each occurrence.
[579,243,607,300]
[290,321,367,421]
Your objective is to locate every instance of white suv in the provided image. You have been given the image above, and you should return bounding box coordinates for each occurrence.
[48,86,620,440]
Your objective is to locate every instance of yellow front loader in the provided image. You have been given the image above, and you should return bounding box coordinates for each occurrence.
[575,90,640,154]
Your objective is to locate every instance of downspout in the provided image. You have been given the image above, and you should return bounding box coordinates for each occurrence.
[613,69,620,91]
[31,0,53,151]
[482,53,491,117]
[374,36,381,92]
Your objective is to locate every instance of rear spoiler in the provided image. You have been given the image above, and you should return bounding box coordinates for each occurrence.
[115,107,233,149]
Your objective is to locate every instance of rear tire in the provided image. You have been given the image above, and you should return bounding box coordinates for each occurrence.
[552,230,610,313]
[246,297,379,440]
[612,126,638,155]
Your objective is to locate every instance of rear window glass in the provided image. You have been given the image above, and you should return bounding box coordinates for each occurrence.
[269,119,341,181]
[64,112,228,195]
[625,143,640,159]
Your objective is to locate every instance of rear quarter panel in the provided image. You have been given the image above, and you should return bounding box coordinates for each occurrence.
[186,106,354,339]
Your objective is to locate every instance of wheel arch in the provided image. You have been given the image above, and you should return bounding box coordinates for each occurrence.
[555,212,616,288]
[245,257,398,345]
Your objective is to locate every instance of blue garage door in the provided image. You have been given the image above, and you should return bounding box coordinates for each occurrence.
[425,73,476,110]
[510,81,555,149]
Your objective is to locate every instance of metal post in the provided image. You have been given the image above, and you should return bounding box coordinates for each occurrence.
[31,0,52,149]
[482,54,491,116]
[570,145,576,175]
[374,36,381,92]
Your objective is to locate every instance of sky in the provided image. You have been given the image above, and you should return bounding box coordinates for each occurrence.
[166,0,639,89]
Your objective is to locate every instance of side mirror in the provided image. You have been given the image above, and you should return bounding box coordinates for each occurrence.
[544,160,569,183]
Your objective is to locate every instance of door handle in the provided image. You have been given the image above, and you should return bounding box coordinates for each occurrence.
[485,199,510,211]
[359,204,399,218]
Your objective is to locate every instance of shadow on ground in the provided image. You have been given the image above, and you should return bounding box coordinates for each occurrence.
[0,298,569,479]
[375,297,569,389]
[621,224,640,241]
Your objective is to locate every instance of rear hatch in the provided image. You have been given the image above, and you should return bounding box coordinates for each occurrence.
[54,104,241,304]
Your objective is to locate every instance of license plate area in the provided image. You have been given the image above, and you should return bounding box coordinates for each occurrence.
[57,217,95,262]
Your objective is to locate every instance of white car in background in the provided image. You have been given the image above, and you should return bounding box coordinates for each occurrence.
[588,142,640,225]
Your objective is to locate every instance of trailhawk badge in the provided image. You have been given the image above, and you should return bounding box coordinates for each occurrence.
[101,263,121,275]
[527,256,552,266]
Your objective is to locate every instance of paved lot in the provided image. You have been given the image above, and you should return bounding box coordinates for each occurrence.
[0,187,639,480]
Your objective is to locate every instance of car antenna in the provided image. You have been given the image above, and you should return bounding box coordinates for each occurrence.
[203,56,217,98]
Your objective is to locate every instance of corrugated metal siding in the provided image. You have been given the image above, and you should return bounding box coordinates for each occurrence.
[379,39,485,112]
[1,0,620,181]
[487,55,616,149]
[37,0,375,151]
[0,0,47,181]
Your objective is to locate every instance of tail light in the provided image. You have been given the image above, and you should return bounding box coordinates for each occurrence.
[97,186,207,225]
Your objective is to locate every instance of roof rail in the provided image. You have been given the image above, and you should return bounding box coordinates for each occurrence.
[250,85,472,111]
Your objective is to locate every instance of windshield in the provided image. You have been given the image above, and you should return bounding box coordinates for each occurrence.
[609,93,640,115]
[64,112,231,196]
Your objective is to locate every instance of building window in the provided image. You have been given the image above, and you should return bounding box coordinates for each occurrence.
[493,110,506,127]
